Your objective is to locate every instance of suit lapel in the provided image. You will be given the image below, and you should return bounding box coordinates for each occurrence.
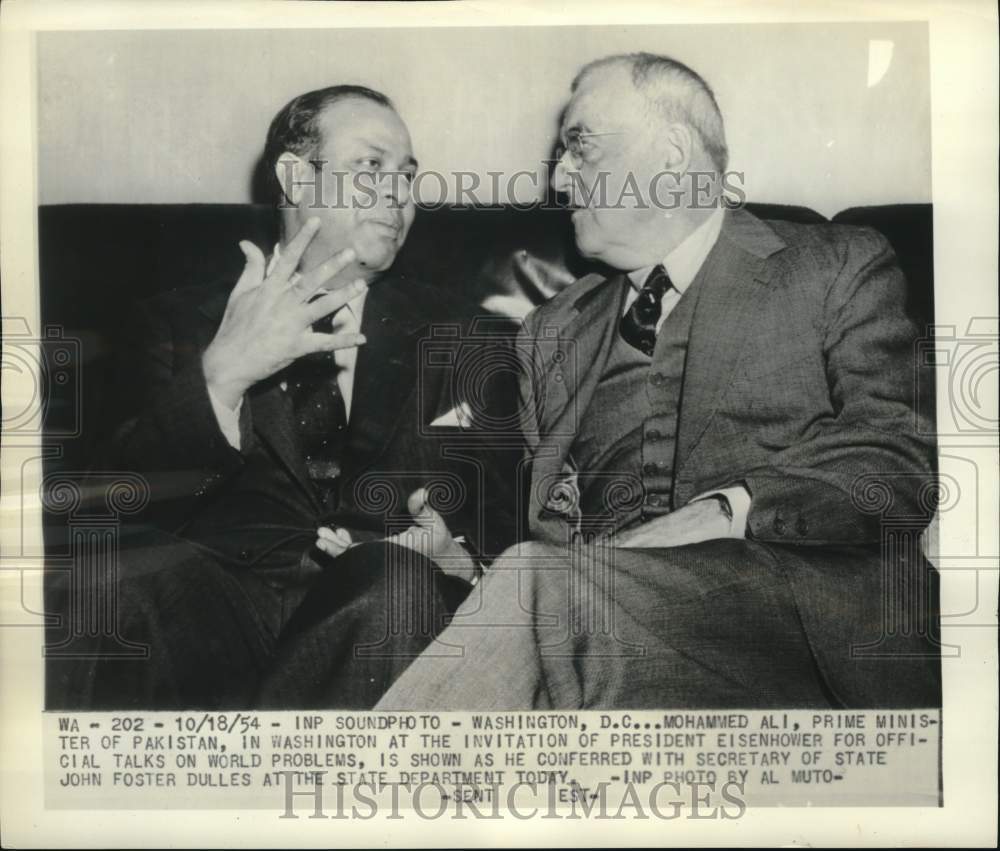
[675,209,785,472]
[529,274,627,539]
[248,377,319,506]
[542,273,628,439]
[341,278,424,478]
[195,285,231,329]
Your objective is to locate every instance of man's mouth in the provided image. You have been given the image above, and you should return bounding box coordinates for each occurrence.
[367,217,401,233]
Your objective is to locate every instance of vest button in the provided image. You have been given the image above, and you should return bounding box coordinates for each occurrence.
[646,429,662,441]
[643,462,664,476]
[649,373,666,386]
[645,493,665,508]
[773,518,786,536]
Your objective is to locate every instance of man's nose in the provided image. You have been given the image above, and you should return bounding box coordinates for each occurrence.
[551,152,576,197]
[378,172,411,208]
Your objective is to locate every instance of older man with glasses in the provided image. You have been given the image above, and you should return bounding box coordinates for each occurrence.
[378,52,940,710]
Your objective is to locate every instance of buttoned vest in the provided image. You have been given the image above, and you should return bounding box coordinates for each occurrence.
[571,278,702,528]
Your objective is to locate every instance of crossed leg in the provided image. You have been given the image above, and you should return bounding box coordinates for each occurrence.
[376,537,833,710]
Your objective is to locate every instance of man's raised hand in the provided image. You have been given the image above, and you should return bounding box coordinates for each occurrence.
[202,216,367,409]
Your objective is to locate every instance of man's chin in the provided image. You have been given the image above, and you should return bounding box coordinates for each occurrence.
[572,216,644,269]
[571,218,606,261]
[354,244,400,274]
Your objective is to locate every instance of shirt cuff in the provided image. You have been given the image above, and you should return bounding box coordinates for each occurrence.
[207,387,244,451]
[452,535,487,585]
[693,484,752,538]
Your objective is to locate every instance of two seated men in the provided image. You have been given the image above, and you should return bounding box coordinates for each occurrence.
[55,51,940,711]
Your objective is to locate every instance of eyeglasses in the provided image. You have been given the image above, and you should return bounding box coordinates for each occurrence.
[554,130,625,167]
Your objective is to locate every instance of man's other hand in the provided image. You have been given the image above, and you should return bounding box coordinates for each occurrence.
[384,488,478,584]
[615,496,733,548]
[202,216,368,409]
[315,526,354,559]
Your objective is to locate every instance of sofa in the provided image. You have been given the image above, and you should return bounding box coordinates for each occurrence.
[36,200,938,706]
[37,200,934,480]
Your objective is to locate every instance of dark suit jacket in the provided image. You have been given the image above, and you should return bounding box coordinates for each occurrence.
[103,272,520,604]
[517,208,940,707]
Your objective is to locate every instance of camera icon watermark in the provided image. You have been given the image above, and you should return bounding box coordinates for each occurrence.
[417,317,580,441]
[2,317,82,439]
[915,317,998,438]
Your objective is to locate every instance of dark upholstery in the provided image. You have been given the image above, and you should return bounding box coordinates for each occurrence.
[37,201,933,477]
[833,204,934,329]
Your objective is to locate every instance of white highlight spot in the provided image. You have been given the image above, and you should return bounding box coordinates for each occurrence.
[867,40,894,88]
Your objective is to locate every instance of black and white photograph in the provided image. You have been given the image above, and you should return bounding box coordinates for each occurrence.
[1,0,996,845]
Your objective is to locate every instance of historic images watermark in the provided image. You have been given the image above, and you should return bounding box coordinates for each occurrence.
[277,773,747,821]
[274,161,748,211]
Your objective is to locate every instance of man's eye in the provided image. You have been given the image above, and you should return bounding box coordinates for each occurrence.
[562,134,597,161]
[358,157,381,171]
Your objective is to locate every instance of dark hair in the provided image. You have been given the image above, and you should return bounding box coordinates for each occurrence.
[263,84,393,203]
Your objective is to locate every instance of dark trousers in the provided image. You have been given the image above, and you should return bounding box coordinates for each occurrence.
[46,528,469,710]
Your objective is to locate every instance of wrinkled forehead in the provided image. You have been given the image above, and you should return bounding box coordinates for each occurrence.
[315,98,414,158]
[561,65,646,135]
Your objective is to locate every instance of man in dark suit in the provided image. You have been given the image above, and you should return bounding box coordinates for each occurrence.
[50,85,518,709]
[377,53,940,710]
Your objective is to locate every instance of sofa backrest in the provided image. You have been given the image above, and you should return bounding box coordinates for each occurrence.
[36,201,933,473]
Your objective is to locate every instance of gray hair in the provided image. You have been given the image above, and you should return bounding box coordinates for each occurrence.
[573,52,728,172]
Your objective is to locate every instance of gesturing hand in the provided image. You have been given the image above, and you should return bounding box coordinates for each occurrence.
[385,489,479,584]
[202,216,368,409]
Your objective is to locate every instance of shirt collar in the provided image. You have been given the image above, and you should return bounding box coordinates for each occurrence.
[628,206,725,293]
[267,242,367,319]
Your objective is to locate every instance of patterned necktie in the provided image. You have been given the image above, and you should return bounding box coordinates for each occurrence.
[619,264,674,357]
[287,309,348,509]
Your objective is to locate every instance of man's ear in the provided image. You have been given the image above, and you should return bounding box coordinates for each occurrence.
[660,123,694,173]
[274,151,309,207]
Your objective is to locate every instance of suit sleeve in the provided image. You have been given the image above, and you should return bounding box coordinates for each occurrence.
[741,229,936,545]
[94,297,248,528]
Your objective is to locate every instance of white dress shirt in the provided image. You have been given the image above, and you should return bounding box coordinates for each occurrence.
[626,205,725,329]
[623,207,751,537]
[208,244,367,451]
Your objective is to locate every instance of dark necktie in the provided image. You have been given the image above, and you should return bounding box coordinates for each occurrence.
[619,264,673,357]
[286,309,348,509]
